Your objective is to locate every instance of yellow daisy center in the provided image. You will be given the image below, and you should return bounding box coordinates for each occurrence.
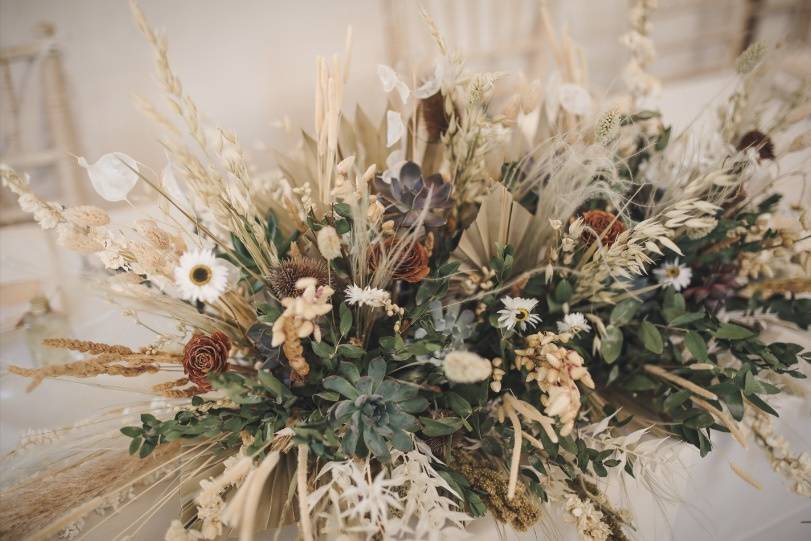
[666,267,681,278]
[190,264,213,286]
[515,308,530,321]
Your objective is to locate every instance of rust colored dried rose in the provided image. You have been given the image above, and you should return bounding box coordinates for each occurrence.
[580,210,625,246]
[369,237,430,284]
[182,331,231,391]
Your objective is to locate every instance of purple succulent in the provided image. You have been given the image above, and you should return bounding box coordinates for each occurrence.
[373,161,452,228]
[684,263,739,313]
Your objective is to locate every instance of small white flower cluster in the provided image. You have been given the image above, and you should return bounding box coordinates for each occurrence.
[309,444,471,540]
[749,409,811,497]
[344,284,389,308]
[621,0,660,99]
[564,493,612,541]
[461,267,496,294]
[165,520,201,541]
[292,182,313,215]
[443,351,492,384]
[515,332,596,436]
[58,518,85,540]
[490,356,505,392]
[551,218,585,268]
[2,165,70,230]
[736,213,810,282]
[18,427,63,449]
[557,312,592,334]
[187,454,254,540]
[344,284,404,317]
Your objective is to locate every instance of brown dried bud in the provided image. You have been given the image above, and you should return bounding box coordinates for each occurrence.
[370,237,430,284]
[421,91,450,143]
[581,210,625,246]
[182,331,231,391]
[737,130,775,161]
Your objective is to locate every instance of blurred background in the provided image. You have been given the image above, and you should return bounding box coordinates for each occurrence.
[0,1,809,539]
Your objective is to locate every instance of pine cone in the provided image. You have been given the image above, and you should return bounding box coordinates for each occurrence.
[183,332,231,391]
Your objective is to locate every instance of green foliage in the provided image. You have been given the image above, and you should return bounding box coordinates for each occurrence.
[325,358,427,462]
[121,387,289,458]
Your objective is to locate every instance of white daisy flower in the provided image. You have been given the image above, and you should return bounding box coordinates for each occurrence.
[557,312,591,334]
[654,259,693,291]
[497,296,541,331]
[344,284,390,308]
[174,248,229,303]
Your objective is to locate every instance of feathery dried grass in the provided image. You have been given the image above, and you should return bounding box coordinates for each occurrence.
[8,341,182,392]
[0,444,181,539]
[129,0,277,275]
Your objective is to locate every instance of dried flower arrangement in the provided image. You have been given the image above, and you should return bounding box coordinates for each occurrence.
[2,1,810,540]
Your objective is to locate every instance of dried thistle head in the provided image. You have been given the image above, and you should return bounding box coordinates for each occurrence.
[268,256,331,299]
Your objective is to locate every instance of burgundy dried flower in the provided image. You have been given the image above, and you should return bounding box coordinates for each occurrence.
[581,210,625,246]
[684,264,739,313]
[369,237,430,284]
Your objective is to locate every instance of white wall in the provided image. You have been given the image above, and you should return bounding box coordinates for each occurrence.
[5,0,802,183]
[0,0,387,175]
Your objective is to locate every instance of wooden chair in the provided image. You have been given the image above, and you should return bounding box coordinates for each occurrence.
[1,23,84,225]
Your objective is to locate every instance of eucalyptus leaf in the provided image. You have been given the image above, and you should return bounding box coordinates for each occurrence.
[710,382,744,421]
[715,323,754,340]
[663,389,692,412]
[684,331,709,362]
[622,374,657,391]
[610,300,640,327]
[446,392,472,418]
[554,279,573,303]
[339,304,352,336]
[602,326,623,364]
[640,320,663,354]
[420,416,464,437]
[337,344,365,359]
